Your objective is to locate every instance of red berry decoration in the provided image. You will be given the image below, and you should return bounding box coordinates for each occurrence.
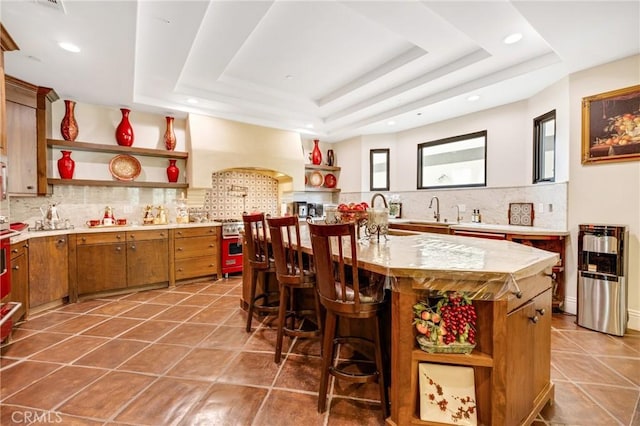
[413,291,477,353]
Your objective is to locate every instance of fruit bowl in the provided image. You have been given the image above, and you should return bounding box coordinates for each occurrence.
[416,335,475,354]
[338,209,368,224]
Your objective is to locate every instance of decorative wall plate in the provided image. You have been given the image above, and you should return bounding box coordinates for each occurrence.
[109,154,141,181]
[324,173,337,188]
[308,171,324,187]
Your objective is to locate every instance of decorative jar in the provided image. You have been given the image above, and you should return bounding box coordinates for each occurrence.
[166,159,179,182]
[57,150,75,179]
[164,116,176,150]
[115,108,134,146]
[60,100,78,141]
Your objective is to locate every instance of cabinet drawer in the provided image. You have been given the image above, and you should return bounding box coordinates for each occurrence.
[77,232,125,245]
[507,271,552,313]
[175,256,218,280]
[10,241,28,259]
[127,230,168,241]
[174,236,218,259]
[174,227,219,239]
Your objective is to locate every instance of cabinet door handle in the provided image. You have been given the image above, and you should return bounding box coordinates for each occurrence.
[177,231,183,236]
[58,239,65,244]
[513,290,523,299]
[82,237,86,242]
[160,232,165,237]
[26,185,34,190]
[11,249,18,254]
[529,315,539,324]
[536,308,546,316]
[130,245,136,250]
[177,247,183,251]
[116,235,122,239]
[12,265,19,270]
[116,247,122,252]
[209,244,214,248]
[178,268,183,272]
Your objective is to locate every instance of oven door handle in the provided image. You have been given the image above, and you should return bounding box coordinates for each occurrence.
[0,302,22,328]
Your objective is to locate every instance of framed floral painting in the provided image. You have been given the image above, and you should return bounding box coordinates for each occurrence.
[581,85,640,164]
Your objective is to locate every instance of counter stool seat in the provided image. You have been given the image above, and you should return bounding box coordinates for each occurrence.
[267,215,322,363]
[308,222,389,419]
[243,213,279,332]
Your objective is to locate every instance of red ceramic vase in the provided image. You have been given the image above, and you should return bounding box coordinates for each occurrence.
[166,159,179,183]
[116,108,134,146]
[57,150,75,179]
[311,139,322,165]
[60,100,79,141]
[164,116,177,151]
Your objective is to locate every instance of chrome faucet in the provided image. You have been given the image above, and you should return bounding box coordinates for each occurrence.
[428,196,440,222]
[454,205,462,223]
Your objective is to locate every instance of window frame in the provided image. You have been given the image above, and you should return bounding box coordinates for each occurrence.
[369,148,390,191]
[416,130,487,190]
[533,110,556,183]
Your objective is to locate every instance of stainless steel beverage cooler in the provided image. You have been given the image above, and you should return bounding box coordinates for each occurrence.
[577,224,628,336]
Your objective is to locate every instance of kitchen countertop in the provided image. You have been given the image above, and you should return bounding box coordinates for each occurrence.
[390,218,569,237]
[9,221,222,244]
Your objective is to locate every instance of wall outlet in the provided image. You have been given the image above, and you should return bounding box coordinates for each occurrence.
[547,203,553,213]
[458,204,466,213]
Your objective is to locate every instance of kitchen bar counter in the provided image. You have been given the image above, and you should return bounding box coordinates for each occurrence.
[286,224,558,425]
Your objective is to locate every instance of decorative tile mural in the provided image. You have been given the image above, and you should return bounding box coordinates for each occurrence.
[205,170,279,219]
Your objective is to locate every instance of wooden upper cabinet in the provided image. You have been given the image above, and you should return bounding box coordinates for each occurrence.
[5,75,57,195]
[1,23,20,157]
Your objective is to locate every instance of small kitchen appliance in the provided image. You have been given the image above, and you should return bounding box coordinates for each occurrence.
[577,224,628,336]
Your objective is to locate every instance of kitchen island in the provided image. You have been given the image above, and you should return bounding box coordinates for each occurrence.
[245,225,558,425]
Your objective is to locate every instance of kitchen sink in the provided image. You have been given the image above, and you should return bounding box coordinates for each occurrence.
[405,221,451,227]
[389,221,451,235]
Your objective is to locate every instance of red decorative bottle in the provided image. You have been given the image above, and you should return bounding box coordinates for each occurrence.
[311,139,322,165]
[164,116,177,151]
[57,151,75,179]
[60,100,79,141]
[116,108,134,146]
[166,159,179,182]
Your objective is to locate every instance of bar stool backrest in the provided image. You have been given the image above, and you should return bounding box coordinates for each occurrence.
[242,212,269,270]
[308,222,362,313]
[267,215,305,285]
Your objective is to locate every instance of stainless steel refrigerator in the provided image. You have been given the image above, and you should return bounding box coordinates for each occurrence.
[577,224,628,336]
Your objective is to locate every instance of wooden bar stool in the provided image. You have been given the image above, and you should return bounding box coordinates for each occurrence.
[267,215,322,363]
[243,212,278,332]
[308,222,389,419]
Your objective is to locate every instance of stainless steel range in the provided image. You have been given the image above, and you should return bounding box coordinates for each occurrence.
[218,219,244,277]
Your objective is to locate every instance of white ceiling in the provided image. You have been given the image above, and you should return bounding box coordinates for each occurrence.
[2,0,639,142]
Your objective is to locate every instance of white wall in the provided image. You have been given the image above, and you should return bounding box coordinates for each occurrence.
[566,55,640,328]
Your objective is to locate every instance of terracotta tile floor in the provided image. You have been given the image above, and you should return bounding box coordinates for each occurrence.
[1,277,638,425]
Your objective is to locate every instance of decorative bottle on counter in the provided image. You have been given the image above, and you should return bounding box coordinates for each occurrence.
[115,108,134,146]
[164,116,176,150]
[57,150,75,179]
[166,159,179,182]
[60,100,79,141]
[326,149,335,166]
[311,139,322,165]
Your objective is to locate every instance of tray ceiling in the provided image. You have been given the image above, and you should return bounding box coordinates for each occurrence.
[2,0,639,141]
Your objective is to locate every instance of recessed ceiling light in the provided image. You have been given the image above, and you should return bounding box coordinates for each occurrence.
[186,98,198,104]
[467,95,480,102]
[58,42,80,53]
[387,120,396,126]
[503,33,523,45]
[416,112,422,116]
[285,75,294,80]
[305,123,314,129]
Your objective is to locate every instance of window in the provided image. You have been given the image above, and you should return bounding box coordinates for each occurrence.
[417,131,487,189]
[370,149,389,191]
[533,110,556,183]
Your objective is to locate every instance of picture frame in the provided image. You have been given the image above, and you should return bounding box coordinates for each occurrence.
[581,84,640,164]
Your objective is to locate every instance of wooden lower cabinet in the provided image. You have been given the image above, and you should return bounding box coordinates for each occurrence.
[126,230,169,287]
[393,275,553,425]
[28,235,68,309]
[9,241,29,321]
[74,230,169,297]
[173,226,221,282]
